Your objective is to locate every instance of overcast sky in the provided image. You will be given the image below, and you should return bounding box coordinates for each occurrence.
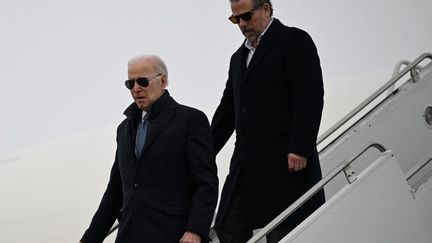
[1,0,431,155]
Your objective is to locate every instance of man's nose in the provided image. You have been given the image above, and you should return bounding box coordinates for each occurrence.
[238,18,247,28]
[132,82,142,91]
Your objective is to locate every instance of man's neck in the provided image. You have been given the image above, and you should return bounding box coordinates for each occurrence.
[246,18,274,49]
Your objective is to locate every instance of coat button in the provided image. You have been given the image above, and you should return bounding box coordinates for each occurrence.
[241,107,246,113]
[134,183,139,188]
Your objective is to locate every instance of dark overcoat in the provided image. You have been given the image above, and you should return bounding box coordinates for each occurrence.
[211,19,325,230]
[82,91,218,243]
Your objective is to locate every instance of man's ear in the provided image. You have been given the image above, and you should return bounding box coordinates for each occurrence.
[263,3,271,17]
[160,74,168,89]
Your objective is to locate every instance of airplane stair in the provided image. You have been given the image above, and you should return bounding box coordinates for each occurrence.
[246,52,432,242]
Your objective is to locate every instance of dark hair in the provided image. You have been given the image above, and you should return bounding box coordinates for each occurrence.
[230,0,273,16]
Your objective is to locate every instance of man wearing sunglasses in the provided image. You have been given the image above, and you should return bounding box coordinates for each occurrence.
[80,55,218,243]
[211,0,325,242]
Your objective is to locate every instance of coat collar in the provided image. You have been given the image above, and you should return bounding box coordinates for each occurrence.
[123,90,171,120]
[239,18,284,83]
[142,91,178,153]
[124,90,178,158]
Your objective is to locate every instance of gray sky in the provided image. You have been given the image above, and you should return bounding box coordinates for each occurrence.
[1,0,431,155]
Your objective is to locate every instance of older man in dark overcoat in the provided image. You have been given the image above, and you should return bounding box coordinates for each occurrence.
[80,55,218,243]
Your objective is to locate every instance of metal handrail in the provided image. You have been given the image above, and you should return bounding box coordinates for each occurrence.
[106,223,118,239]
[247,143,386,243]
[107,219,219,241]
[392,60,424,78]
[107,222,219,241]
[406,155,432,182]
[209,226,218,242]
[387,60,424,95]
[317,53,432,147]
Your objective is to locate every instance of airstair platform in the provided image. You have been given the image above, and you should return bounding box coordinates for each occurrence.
[245,53,432,243]
[279,152,432,243]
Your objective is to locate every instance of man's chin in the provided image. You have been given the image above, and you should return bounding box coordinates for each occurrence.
[244,35,258,44]
[136,102,149,111]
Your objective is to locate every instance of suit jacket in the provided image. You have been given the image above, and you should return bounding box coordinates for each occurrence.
[81,91,218,243]
[211,19,325,229]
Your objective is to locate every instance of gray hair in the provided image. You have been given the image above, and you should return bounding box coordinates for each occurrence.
[128,55,168,78]
[230,0,273,16]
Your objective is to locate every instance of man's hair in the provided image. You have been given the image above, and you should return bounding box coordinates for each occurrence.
[128,55,169,86]
[230,0,273,16]
[128,55,168,77]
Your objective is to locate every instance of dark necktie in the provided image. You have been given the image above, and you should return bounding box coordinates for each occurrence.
[135,115,148,157]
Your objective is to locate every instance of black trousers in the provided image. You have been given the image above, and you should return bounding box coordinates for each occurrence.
[215,185,293,243]
[215,183,324,243]
[215,184,252,243]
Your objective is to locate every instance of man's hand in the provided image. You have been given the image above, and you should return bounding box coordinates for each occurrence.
[179,231,201,243]
[288,153,307,172]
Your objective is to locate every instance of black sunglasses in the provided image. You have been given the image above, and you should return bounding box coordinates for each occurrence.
[228,3,264,24]
[125,74,162,90]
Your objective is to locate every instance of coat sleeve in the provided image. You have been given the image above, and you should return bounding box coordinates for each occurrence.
[80,150,123,243]
[286,29,324,157]
[185,110,219,238]
[211,60,236,154]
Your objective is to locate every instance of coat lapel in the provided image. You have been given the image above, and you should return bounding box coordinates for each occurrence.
[240,19,282,84]
[239,45,248,75]
[122,102,142,161]
[141,98,177,154]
